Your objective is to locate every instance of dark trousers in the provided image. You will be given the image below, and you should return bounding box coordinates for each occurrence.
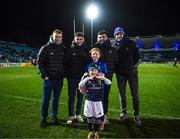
[103,73,113,115]
[116,73,139,115]
[67,78,84,116]
[41,79,63,120]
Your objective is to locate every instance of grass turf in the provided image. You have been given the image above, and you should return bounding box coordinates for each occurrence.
[0,64,180,138]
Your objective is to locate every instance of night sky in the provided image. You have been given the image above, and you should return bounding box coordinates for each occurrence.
[0,0,179,48]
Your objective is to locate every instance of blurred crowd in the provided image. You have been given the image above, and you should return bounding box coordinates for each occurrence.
[0,44,38,63]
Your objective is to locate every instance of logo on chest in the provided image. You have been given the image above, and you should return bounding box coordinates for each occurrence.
[50,52,54,55]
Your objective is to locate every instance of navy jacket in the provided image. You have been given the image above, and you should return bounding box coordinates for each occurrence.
[37,37,65,79]
[113,38,140,75]
[65,42,89,79]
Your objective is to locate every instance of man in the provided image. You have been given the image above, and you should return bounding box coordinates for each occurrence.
[37,29,65,128]
[173,57,178,68]
[65,32,89,125]
[93,30,117,124]
[113,26,141,125]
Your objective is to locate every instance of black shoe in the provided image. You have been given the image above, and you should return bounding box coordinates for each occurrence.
[40,120,47,128]
[118,113,127,123]
[134,114,141,126]
[51,117,58,124]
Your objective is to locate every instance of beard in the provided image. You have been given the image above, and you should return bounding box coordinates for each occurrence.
[55,40,62,45]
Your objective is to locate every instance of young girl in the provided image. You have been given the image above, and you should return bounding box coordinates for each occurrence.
[79,48,111,139]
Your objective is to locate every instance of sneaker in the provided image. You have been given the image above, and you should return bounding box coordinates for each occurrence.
[76,115,84,123]
[40,120,47,128]
[67,116,75,125]
[134,114,141,126]
[87,131,94,139]
[104,114,109,124]
[51,117,58,124]
[118,113,127,123]
[94,131,100,139]
[99,121,105,131]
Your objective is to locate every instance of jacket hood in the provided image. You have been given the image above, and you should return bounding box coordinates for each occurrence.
[47,35,62,45]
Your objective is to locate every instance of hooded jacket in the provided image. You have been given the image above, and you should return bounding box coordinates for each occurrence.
[37,36,65,79]
[65,42,89,79]
[113,38,140,75]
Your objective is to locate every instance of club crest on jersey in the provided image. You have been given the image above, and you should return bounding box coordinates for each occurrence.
[50,52,54,55]
[98,112,102,115]
[109,50,112,54]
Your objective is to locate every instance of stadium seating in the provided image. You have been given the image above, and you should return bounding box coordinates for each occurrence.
[1,34,180,64]
[110,34,180,63]
[0,41,38,63]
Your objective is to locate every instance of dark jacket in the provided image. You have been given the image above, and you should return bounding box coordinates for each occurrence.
[65,42,89,79]
[94,40,117,75]
[37,37,65,79]
[113,38,140,75]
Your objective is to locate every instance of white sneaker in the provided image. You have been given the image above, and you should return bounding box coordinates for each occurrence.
[118,113,127,123]
[76,115,84,123]
[67,116,75,125]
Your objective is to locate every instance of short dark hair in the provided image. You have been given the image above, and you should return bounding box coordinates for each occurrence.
[75,32,84,37]
[97,30,107,36]
[53,29,63,34]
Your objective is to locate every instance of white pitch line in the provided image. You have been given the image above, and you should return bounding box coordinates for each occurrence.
[1,95,41,102]
[0,94,67,104]
[1,94,180,120]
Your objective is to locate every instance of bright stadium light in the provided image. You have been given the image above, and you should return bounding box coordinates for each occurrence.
[86,4,98,19]
[86,4,98,46]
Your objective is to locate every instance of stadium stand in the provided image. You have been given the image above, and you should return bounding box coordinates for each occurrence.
[1,34,180,65]
[0,40,38,65]
[136,35,180,63]
[110,34,180,63]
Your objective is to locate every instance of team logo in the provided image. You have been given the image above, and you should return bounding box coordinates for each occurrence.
[50,52,54,55]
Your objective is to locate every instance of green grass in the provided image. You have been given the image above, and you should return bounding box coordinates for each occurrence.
[0,64,180,138]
